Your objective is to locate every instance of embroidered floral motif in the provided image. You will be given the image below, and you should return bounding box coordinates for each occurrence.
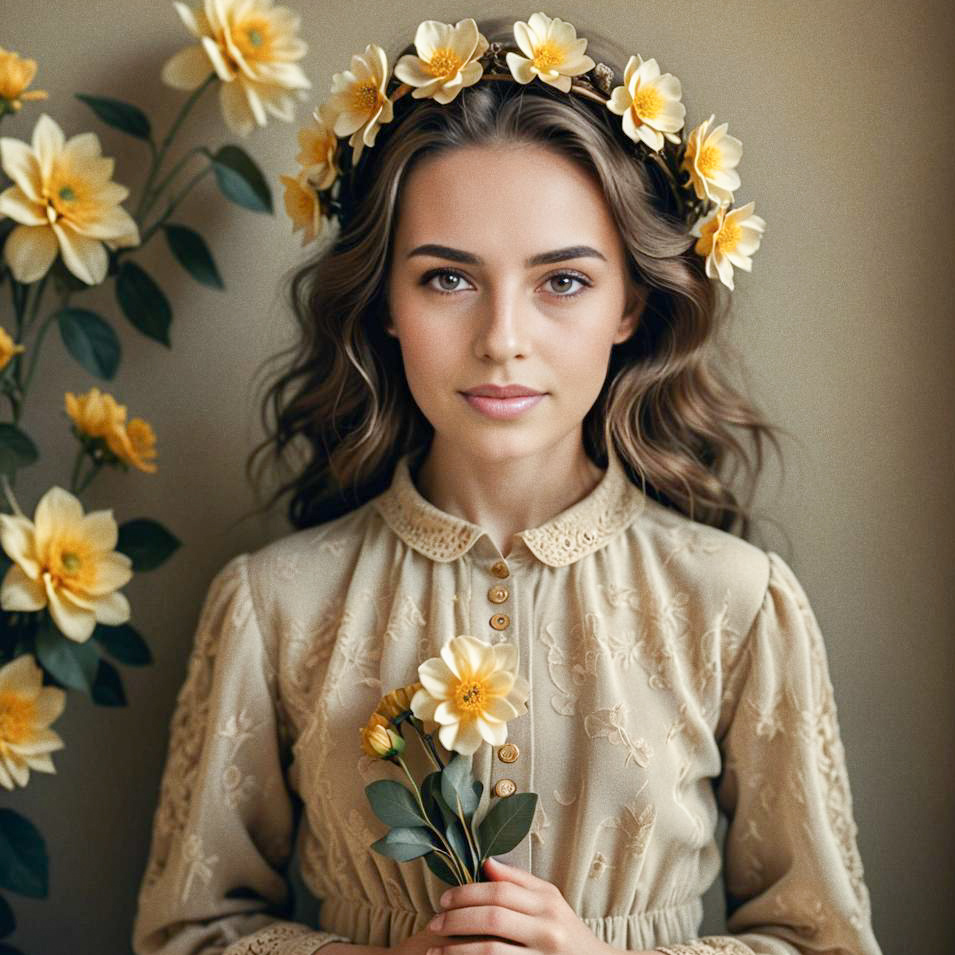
[553,787,579,806]
[221,763,257,811]
[383,593,427,644]
[180,831,219,902]
[588,850,614,879]
[584,703,653,768]
[604,785,656,857]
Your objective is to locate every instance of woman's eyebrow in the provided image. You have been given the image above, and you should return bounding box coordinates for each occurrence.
[405,244,607,267]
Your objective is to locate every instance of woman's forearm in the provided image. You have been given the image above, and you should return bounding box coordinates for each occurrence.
[320,945,388,955]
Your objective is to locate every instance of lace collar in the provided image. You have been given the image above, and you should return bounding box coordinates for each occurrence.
[372,445,647,567]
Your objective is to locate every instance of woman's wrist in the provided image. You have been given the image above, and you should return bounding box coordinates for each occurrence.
[319,944,388,955]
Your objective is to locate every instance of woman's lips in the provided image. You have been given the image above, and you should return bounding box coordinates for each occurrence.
[461,392,546,420]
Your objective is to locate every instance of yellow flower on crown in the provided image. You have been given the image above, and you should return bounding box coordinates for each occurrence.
[506,12,595,93]
[691,200,766,292]
[393,18,489,105]
[681,113,743,206]
[328,44,395,165]
[0,47,48,114]
[295,102,341,190]
[606,54,685,152]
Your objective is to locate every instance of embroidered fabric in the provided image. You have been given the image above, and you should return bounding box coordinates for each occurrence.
[656,938,755,955]
[221,921,350,955]
[373,444,647,565]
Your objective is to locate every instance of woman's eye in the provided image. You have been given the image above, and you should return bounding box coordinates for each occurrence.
[421,268,590,299]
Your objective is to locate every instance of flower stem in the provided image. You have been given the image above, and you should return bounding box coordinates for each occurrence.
[406,718,442,771]
[137,164,214,246]
[395,755,470,885]
[138,145,205,225]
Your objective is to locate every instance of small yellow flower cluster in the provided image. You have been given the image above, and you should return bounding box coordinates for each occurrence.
[359,680,422,759]
[65,386,158,474]
[0,46,48,116]
[281,11,766,291]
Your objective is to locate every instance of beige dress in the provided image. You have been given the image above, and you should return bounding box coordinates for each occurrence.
[131,447,882,955]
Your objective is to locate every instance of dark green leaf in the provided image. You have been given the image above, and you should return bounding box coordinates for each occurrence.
[370,826,435,862]
[115,261,172,346]
[34,617,99,693]
[0,423,38,477]
[163,223,224,289]
[74,93,151,140]
[56,307,121,379]
[476,792,538,861]
[421,771,455,831]
[424,850,460,887]
[211,144,272,213]
[91,622,152,666]
[0,809,48,898]
[441,753,479,819]
[116,518,180,571]
[0,891,14,936]
[364,779,429,829]
[445,817,475,880]
[91,658,127,706]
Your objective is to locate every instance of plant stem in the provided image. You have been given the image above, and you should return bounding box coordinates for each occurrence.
[138,164,214,246]
[134,71,216,224]
[138,145,205,226]
[453,790,482,878]
[395,755,470,885]
[406,719,442,771]
[19,289,69,414]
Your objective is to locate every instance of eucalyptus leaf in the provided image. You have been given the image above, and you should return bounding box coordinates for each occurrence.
[115,261,172,346]
[476,792,538,861]
[116,518,181,571]
[211,145,272,213]
[74,93,151,140]
[441,753,479,819]
[0,809,48,898]
[421,771,455,831]
[163,223,224,289]
[34,617,99,694]
[91,623,153,666]
[445,816,475,880]
[424,850,460,887]
[370,826,435,862]
[91,658,127,707]
[364,779,430,829]
[0,423,38,477]
[56,307,121,379]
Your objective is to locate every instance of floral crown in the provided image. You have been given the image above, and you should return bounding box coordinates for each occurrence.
[282,11,766,292]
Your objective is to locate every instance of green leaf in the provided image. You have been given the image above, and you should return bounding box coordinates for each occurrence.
[476,792,538,861]
[445,816,475,880]
[74,93,151,140]
[364,779,430,829]
[115,261,172,346]
[211,144,273,213]
[0,424,38,477]
[424,850,460,887]
[0,809,48,898]
[56,307,121,379]
[441,753,479,819]
[0,890,14,935]
[370,826,435,862]
[34,617,99,693]
[91,658,127,706]
[116,518,181,571]
[91,622,152,666]
[420,771,454,831]
[163,223,224,289]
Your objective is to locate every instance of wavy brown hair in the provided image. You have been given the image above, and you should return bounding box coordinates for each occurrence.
[242,16,791,541]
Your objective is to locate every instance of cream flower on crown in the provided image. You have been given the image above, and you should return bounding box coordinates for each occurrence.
[328,43,394,165]
[682,113,742,205]
[690,201,766,291]
[606,54,685,152]
[506,11,595,93]
[280,171,327,247]
[295,101,340,190]
[393,17,489,105]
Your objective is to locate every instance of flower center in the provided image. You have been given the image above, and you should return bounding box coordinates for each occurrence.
[428,48,464,78]
[58,185,75,202]
[697,144,722,179]
[353,80,382,112]
[634,85,663,121]
[454,679,487,713]
[532,43,562,72]
[247,28,263,47]
[0,693,34,745]
[716,217,741,254]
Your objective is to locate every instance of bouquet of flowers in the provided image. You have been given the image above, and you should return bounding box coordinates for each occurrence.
[359,634,537,886]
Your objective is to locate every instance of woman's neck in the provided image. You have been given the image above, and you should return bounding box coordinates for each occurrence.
[414,436,604,558]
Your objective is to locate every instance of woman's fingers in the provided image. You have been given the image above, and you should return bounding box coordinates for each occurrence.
[430,903,549,949]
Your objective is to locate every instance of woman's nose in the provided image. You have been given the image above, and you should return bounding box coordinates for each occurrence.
[473,289,530,362]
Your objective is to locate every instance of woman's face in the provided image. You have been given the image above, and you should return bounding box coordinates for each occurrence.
[385,144,645,468]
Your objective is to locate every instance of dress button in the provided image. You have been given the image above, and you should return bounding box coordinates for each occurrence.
[490,560,510,579]
[489,613,510,631]
[497,743,520,763]
[493,778,517,798]
[488,585,509,604]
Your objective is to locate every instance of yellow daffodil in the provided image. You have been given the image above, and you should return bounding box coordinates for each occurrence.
[295,102,340,191]
[506,12,595,94]
[691,201,766,292]
[359,711,405,759]
[0,325,25,371]
[0,113,140,285]
[328,44,394,165]
[162,0,311,138]
[64,387,158,473]
[393,18,489,105]
[377,681,423,722]
[0,485,134,643]
[0,47,48,115]
[411,634,530,756]
[280,171,325,247]
[606,54,685,152]
[681,113,742,205]
[0,654,65,790]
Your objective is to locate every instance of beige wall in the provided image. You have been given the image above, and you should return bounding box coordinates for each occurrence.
[2,1,952,952]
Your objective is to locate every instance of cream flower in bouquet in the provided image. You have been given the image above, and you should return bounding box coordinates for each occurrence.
[0,485,133,643]
[162,0,311,137]
[0,654,66,790]
[0,113,140,284]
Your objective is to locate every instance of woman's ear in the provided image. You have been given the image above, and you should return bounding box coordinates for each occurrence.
[613,283,647,344]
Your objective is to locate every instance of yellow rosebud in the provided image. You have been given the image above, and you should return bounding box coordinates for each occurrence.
[0,47,48,114]
[0,326,26,372]
[359,711,405,758]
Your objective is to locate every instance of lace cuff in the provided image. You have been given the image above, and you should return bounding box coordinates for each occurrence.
[655,939,762,955]
[222,921,351,955]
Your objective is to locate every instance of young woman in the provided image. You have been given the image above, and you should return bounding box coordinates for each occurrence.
[132,13,882,955]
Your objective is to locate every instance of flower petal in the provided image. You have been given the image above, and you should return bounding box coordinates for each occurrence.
[2,223,59,283]
[0,185,45,225]
[51,220,107,285]
[0,563,47,612]
[0,137,43,203]
[161,44,216,90]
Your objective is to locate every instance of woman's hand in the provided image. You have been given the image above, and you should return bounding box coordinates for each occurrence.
[389,926,493,955]
[424,856,645,955]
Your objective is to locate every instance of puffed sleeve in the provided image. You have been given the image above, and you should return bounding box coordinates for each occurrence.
[131,553,351,955]
[655,551,882,955]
